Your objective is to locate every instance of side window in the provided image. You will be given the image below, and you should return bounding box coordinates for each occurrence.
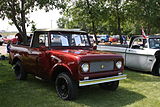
[71,34,89,46]
[39,34,48,47]
[149,39,160,49]
[131,38,146,49]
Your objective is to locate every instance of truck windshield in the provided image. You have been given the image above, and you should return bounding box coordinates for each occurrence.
[149,38,160,49]
[50,33,90,47]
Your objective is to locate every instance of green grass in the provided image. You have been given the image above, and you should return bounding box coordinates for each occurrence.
[0,60,160,107]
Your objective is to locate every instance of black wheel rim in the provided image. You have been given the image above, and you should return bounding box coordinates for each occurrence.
[56,77,69,98]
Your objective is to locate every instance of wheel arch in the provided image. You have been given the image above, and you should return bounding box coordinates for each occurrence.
[50,64,74,81]
[12,57,21,65]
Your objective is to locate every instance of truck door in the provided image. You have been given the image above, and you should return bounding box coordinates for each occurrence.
[28,32,50,78]
[126,38,149,70]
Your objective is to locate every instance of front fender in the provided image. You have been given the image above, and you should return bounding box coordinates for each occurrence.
[49,63,77,80]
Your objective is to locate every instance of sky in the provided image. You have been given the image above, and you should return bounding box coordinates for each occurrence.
[0,9,61,32]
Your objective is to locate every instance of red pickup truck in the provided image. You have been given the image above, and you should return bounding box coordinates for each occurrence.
[9,29,126,100]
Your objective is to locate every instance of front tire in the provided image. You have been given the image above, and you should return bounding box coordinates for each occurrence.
[152,63,160,76]
[55,73,78,100]
[99,81,119,91]
[13,61,27,80]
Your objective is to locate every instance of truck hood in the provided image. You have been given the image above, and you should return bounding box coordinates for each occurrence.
[49,49,122,61]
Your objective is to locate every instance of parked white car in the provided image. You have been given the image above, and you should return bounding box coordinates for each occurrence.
[97,35,160,76]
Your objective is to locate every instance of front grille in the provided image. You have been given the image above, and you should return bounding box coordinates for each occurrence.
[90,61,114,72]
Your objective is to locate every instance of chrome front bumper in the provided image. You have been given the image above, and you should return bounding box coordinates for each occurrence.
[79,74,127,86]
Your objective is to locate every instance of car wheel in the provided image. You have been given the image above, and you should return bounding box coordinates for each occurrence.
[13,61,27,80]
[99,81,119,91]
[152,63,160,76]
[55,72,78,100]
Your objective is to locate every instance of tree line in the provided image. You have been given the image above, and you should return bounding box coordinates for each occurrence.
[0,0,160,44]
[0,0,66,45]
[57,0,160,36]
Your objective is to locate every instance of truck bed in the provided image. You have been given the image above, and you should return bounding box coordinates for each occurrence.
[97,45,128,53]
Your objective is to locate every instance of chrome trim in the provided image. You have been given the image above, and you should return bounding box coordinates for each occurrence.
[90,61,114,72]
[51,55,61,62]
[79,74,127,86]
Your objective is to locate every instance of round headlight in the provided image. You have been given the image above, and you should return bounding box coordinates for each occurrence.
[116,61,122,69]
[81,63,89,72]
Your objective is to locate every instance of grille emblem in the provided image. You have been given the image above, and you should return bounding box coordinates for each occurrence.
[101,65,105,69]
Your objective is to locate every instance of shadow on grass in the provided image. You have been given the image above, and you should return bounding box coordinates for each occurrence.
[74,86,145,107]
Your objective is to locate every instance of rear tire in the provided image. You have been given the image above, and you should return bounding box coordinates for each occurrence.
[55,72,78,100]
[99,81,119,91]
[13,61,27,80]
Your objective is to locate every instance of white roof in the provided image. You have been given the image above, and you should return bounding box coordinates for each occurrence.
[35,28,86,33]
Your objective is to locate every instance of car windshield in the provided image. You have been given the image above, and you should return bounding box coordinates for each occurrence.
[50,33,90,47]
[149,38,160,49]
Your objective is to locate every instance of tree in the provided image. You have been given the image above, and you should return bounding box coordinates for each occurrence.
[0,0,35,44]
[106,0,132,44]
[31,21,36,32]
[58,0,160,38]
[57,17,69,28]
[124,0,160,34]
[58,0,108,44]
[134,0,160,34]
[0,0,66,45]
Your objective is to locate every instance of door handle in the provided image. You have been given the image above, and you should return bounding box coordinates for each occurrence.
[128,50,133,52]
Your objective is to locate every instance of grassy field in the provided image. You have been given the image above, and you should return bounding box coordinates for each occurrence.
[0,60,160,107]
